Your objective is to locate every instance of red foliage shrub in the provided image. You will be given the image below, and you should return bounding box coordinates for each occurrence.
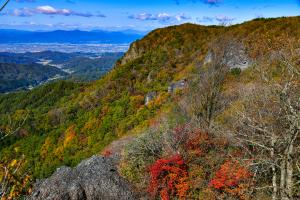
[148,155,189,200]
[170,124,212,158]
[185,130,210,157]
[210,160,251,190]
[102,150,112,157]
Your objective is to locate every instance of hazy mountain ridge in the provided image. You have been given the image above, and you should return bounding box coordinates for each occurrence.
[0,29,144,44]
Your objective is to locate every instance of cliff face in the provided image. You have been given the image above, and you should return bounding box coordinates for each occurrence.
[120,42,146,66]
[30,156,138,200]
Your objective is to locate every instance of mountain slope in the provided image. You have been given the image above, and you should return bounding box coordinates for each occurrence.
[0,52,38,64]
[0,62,67,93]
[65,52,124,80]
[0,17,299,199]
[0,51,124,91]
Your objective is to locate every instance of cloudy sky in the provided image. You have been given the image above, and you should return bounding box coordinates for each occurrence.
[0,0,299,31]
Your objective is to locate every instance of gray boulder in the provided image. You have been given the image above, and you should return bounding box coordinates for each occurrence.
[29,156,138,200]
[168,79,187,93]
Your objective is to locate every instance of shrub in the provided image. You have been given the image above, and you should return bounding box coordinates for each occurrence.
[148,154,189,200]
[0,157,32,199]
[210,161,252,199]
[121,127,164,184]
[165,123,212,160]
[230,67,242,76]
[102,150,112,157]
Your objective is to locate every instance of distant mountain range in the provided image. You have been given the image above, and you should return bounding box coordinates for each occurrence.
[0,29,145,44]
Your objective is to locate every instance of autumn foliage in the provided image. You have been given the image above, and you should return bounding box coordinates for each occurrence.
[0,158,32,199]
[169,124,212,158]
[210,161,252,199]
[148,155,189,200]
[210,161,251,189]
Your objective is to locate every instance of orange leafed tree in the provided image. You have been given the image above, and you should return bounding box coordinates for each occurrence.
[148,155,189,200]
[210,161,252,199]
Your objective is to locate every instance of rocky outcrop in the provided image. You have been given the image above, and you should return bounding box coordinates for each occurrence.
[145,91,157,105]
[29,156,138,200]
[120,42,145,66]
[168,79,187,93]
[204,42,251,70]
[226,44,251,70]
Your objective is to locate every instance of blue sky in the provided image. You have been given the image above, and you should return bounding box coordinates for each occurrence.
[0,0,299,31]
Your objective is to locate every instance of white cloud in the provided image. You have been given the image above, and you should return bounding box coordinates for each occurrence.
[7,5,105,18]
[36,5,58,14]
[12,7,34,17]
[129,12,190,23]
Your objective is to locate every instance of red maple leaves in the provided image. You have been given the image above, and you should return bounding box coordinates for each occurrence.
[147,124,251,199]
[210,161,251,190]
[148,155,189,200]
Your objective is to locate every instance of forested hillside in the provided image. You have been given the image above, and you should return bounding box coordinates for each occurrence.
[0,17,299,199]
[0,51,123,93]
[0,62,67,93]
[66,52,124,80]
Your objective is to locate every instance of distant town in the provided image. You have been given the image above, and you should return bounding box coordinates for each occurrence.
[0,43,130,54]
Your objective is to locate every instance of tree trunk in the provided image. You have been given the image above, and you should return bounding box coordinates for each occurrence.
[280,160,288,200]
[286,143,294,199]
[271,136,278,200]
[271,160,278,200]
[280,143,294,200]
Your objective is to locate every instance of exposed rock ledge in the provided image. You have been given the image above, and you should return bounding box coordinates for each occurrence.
[29,156,138,200]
